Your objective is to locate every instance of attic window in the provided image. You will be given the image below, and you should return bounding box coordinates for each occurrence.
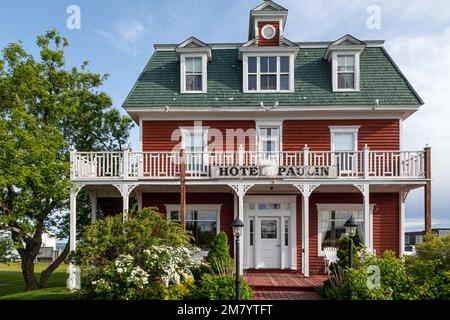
[244,55,294,93]
[180,54,207,93]
[261,24,276,40]
[337,55,355,89]
[331,51,361,92]
[185,57,202,91]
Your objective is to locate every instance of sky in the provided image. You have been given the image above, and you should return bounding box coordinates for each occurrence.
[0,0,449,231]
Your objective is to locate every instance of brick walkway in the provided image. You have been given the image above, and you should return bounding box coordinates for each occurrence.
[245,271,327,300]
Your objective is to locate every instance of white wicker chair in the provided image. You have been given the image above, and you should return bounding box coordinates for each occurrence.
[323,247,338,274]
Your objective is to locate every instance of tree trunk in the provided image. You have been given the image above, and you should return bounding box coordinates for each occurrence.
[39,241,70,289]
[21,255,39,291]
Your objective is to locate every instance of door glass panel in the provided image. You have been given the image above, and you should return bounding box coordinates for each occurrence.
[284,219,289,246]
[250,219,254,246]
[261,219,277,239]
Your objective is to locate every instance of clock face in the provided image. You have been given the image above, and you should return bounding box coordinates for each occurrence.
[261,24,276,40]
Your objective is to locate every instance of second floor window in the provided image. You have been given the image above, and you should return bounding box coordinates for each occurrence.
[185,57,203,91]
[246,56,292,92]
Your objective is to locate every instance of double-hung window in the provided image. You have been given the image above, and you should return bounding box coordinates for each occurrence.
[337,55,356,89]
[245,56,293,92]
[185,57,203,91]
[330,126,359,173]
[181,127,208,172]
[257,122,281,164]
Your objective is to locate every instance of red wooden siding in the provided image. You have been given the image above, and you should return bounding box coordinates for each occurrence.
[299,192,400,274]
[283,119,400,151]
[142,192,235,255]
[257,21,280,46]
[142,120,255,152]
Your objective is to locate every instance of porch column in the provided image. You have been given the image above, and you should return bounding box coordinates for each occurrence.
[136,190,143,212]
[89,191,97,224]
[69,185,83,252]
[399,191,409,256]
[424,146,432,234]
[354,184,371,248]
[228,183,254,274]
[293,184,319,277]
[113,184,138,221]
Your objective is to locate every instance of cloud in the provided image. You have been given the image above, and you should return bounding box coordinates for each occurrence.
[406,217,450,231]
[386,27,450,220]
[95,19,148,57]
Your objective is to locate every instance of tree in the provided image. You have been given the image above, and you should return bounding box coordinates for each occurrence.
[0,29,134,291]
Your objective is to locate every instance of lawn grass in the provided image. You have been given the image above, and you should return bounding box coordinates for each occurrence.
[0,262,76,300]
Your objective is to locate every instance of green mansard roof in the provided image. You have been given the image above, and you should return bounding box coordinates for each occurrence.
[122,45,423,109]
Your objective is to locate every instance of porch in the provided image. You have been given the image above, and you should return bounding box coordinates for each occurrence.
[70,147,427,181]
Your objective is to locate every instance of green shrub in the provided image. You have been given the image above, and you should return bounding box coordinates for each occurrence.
[73,208,203,300]
[190,274,253,300]
[207,232,233,275]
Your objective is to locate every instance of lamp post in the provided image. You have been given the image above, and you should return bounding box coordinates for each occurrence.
[344,215,358,300]
[231,218,244,300]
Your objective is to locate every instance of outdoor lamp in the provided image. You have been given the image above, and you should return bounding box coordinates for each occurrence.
[344,215,358,238]
[344,215,358,300]
[231,218,244,300]
[232,218,244,238]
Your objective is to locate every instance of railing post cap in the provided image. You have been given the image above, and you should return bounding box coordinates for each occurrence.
[303,144,309,150]
[364,144,369,150]
[69,145,76,152]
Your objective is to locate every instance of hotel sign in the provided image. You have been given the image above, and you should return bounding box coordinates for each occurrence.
[210,165,338,179]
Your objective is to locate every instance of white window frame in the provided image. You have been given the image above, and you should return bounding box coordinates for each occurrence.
[243,53,294,93]
[316,203,374,256]
[256,121,282,164]
[180,126,209,172]
[180,53,208,93]
[329,126,359,152]
[331,51,360,92]
[165,204,221,252]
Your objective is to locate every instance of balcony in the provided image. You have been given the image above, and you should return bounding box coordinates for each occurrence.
[70,147,426,181]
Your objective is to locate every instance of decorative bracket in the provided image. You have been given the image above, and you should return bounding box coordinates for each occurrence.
[401,190,410,203]
[70,184,84,197]
[228,184,254,198]
[293,184,319,197]
[113,184,138,197]
[353,184,369,195]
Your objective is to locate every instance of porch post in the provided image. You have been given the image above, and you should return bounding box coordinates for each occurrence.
[399,191,409,256]
[228,183,254,274]
[113,184,138,222]
[293,184,319,277]
[424,146,432,234]
[69,185,83,252]
[89,191,97,224]
[136,190,143,212]
[354,184,371,248]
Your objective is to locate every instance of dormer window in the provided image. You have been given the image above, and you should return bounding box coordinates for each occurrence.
[185,57,203,92]
[337,54,356,90]
[324,35,366,92]
[243,55,294,93]
[331,52,360,92]
[176,37,212,94]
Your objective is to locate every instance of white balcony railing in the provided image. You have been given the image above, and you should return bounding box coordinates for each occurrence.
[70,147,426,181]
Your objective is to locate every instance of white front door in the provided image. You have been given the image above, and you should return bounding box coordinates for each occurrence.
[257,217,281,268]
[243,196,297,271]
